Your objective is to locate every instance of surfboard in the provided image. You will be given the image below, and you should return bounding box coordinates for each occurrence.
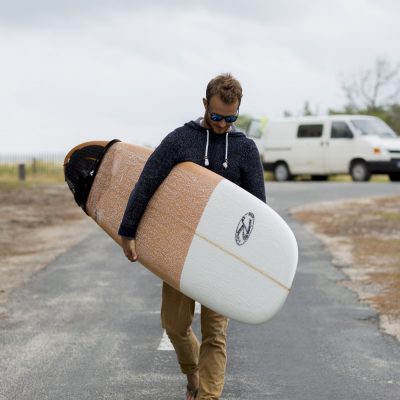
[64,140,298,324]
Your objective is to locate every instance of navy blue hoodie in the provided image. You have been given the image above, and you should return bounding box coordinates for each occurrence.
[118,119,266,239]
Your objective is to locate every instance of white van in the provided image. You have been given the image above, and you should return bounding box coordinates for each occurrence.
[246,115,400,182]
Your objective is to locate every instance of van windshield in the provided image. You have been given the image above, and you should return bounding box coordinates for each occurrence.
[350,118,398,138]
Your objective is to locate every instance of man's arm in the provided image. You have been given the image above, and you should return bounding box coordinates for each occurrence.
[118,131,182,240]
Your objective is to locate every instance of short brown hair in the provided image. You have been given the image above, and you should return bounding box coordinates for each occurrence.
[206,73,243,105]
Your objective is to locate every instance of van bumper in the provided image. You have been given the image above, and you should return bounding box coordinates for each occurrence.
[367,159,400,173]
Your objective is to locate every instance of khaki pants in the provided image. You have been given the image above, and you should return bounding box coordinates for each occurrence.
[161,282,229,400]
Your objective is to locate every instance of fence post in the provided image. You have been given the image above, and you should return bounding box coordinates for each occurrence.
[18,164,26,181]
[32,158,37,174]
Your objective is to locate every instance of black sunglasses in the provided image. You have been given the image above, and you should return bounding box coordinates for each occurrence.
[208,108,239,123]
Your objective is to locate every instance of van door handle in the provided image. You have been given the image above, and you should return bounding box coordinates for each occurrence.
[320,142,324,146]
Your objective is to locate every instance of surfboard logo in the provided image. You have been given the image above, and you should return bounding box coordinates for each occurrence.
[235,212,255,245]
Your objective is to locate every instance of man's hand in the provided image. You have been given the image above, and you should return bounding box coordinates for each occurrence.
[121,237,138,262]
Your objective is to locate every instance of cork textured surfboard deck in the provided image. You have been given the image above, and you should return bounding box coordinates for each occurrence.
[64,140,298,324]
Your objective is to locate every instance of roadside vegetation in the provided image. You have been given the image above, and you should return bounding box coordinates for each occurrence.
[0,160,64,187]
[293,196,400,341]
[290,58,400,133]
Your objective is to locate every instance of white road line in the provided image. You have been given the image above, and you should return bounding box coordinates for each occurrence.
[157,303,201,351]
[157,330,174,351]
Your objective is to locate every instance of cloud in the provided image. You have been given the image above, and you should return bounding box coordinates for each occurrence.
[0,0,309,27]
[0,1,399,152]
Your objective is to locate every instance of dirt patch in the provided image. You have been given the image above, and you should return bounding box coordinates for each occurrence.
[292,196,400,341]
[0,184,98,318]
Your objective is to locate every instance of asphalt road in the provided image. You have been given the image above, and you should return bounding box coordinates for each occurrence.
[1,182,400,400]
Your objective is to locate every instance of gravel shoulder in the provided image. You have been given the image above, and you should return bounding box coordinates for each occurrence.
[0,184,98,318]
[291,195,400,341]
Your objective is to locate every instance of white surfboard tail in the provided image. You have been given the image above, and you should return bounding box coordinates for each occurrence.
[180,179,298,324]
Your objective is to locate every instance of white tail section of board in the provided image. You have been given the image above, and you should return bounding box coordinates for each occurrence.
[180,179,298,324]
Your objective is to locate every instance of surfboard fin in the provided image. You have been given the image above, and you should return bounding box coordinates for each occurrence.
[64,139,121,214]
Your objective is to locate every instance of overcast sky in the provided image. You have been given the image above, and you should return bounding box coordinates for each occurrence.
[1,0,399,153]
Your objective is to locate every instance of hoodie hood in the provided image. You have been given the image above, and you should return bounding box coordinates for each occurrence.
[184,118,246,169]
[185,118,246,137]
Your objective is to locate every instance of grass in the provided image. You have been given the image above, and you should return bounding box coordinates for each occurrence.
[0,160,63,174]
[0,163,65,189]
[0,174,65,188]
[330,174,389,182]
[376,212,400,221]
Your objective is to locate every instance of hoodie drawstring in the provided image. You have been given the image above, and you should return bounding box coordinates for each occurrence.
[223,131,229,169]
[204,130,210,166]
[204,129,229,169]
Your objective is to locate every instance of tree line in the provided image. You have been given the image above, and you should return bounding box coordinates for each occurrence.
[288,58,400,134]
[237,58,400,135]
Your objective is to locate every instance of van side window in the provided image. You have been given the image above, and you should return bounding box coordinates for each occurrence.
[297,124,323,138]
[331,121,353,138]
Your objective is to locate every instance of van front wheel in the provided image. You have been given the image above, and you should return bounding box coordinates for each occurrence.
[274,163,292,182]
[350,161,371,182]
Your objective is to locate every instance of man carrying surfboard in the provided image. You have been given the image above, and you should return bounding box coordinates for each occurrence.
[118,73,266,399]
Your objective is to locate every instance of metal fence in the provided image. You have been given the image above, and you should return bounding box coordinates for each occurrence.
[0,153,65,180]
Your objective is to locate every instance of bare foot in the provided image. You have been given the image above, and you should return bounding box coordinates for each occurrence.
[186,372,199,400]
